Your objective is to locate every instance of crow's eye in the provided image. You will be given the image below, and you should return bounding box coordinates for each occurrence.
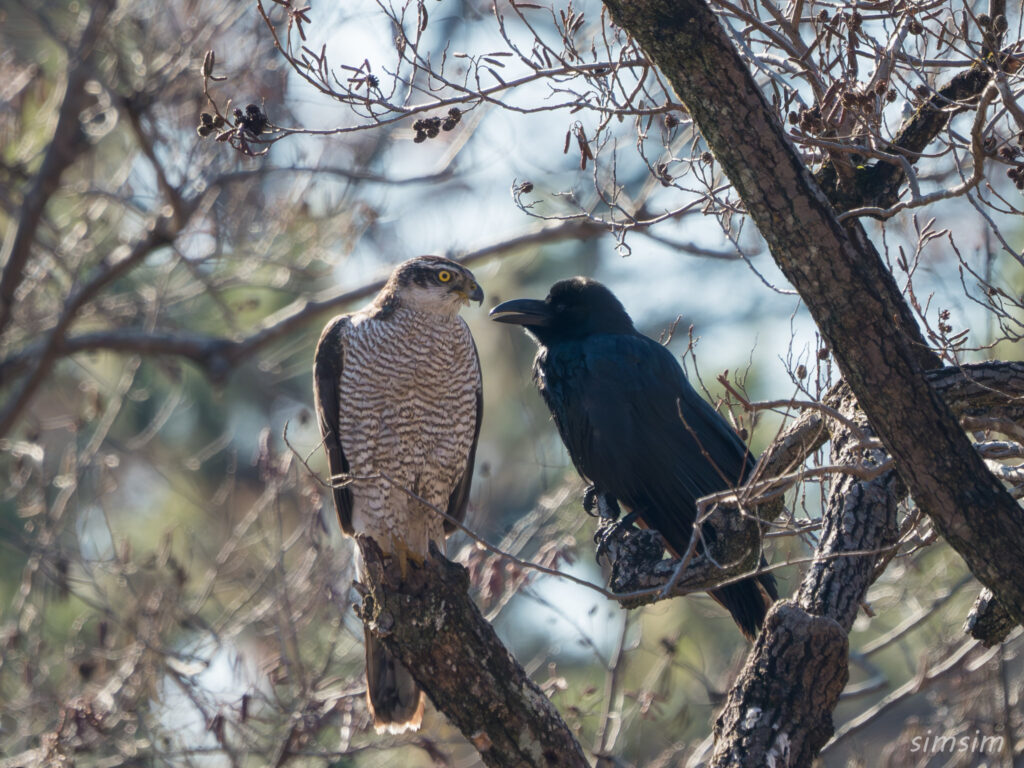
[437,270,452,283]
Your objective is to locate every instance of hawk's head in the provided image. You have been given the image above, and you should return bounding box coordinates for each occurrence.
[380,256,484,317]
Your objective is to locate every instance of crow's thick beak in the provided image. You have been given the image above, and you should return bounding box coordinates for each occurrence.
[489,298,552,327]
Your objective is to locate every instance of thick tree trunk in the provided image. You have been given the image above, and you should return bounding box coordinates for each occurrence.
[600,0,1024,626]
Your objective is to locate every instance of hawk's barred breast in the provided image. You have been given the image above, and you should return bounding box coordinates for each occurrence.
[338,305,480,553]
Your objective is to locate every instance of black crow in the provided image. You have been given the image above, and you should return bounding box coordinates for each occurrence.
[490,277,777,639]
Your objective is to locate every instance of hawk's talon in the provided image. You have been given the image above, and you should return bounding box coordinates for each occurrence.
[390,535,425,580]
[582,485,599,516]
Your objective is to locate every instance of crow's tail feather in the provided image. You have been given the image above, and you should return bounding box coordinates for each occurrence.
[708,563,778,641]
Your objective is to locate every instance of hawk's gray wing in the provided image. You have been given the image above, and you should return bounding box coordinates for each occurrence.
[443,334,482,534]
[313,315,353,535]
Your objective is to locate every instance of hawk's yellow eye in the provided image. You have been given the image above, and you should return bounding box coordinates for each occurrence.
[437,270,452,283]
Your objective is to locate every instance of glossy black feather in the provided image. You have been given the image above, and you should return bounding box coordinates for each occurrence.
[493,278,777,639]
[537,333,754,549]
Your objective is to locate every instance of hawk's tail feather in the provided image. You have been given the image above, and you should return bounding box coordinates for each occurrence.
[708,563,779,641]
[365,627,424,734]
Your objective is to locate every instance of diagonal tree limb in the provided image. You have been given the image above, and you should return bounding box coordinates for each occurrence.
[355,536,588,768]
[814,62,1005,213]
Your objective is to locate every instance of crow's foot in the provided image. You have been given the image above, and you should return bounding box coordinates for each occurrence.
[583,486,621,520]
[594,509,638,564]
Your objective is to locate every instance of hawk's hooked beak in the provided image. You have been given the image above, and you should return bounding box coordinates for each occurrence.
[489,298,552,327]
[455,281,484,305]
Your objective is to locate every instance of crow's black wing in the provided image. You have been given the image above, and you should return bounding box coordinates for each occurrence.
[541,333,753,556]
[313,315,354,535]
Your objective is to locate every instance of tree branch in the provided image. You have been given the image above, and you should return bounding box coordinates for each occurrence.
[814,60,1005,213]
[0,219,605,436]
[0,0,115,339]
[355,536,588,768]
[0,219,604,385]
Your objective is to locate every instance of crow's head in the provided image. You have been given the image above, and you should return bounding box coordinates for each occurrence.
[489,277,635,344]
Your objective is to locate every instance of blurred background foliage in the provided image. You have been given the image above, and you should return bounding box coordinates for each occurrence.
[1,0,1022,766]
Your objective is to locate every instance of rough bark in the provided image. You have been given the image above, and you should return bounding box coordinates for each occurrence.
[600,0,1024,628]
[927,360,1024,416]
[355,537,588,768]
[710,603,848,767]
[712,385,901,767]
[964,588,1016,646]
[794,394,903,631]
